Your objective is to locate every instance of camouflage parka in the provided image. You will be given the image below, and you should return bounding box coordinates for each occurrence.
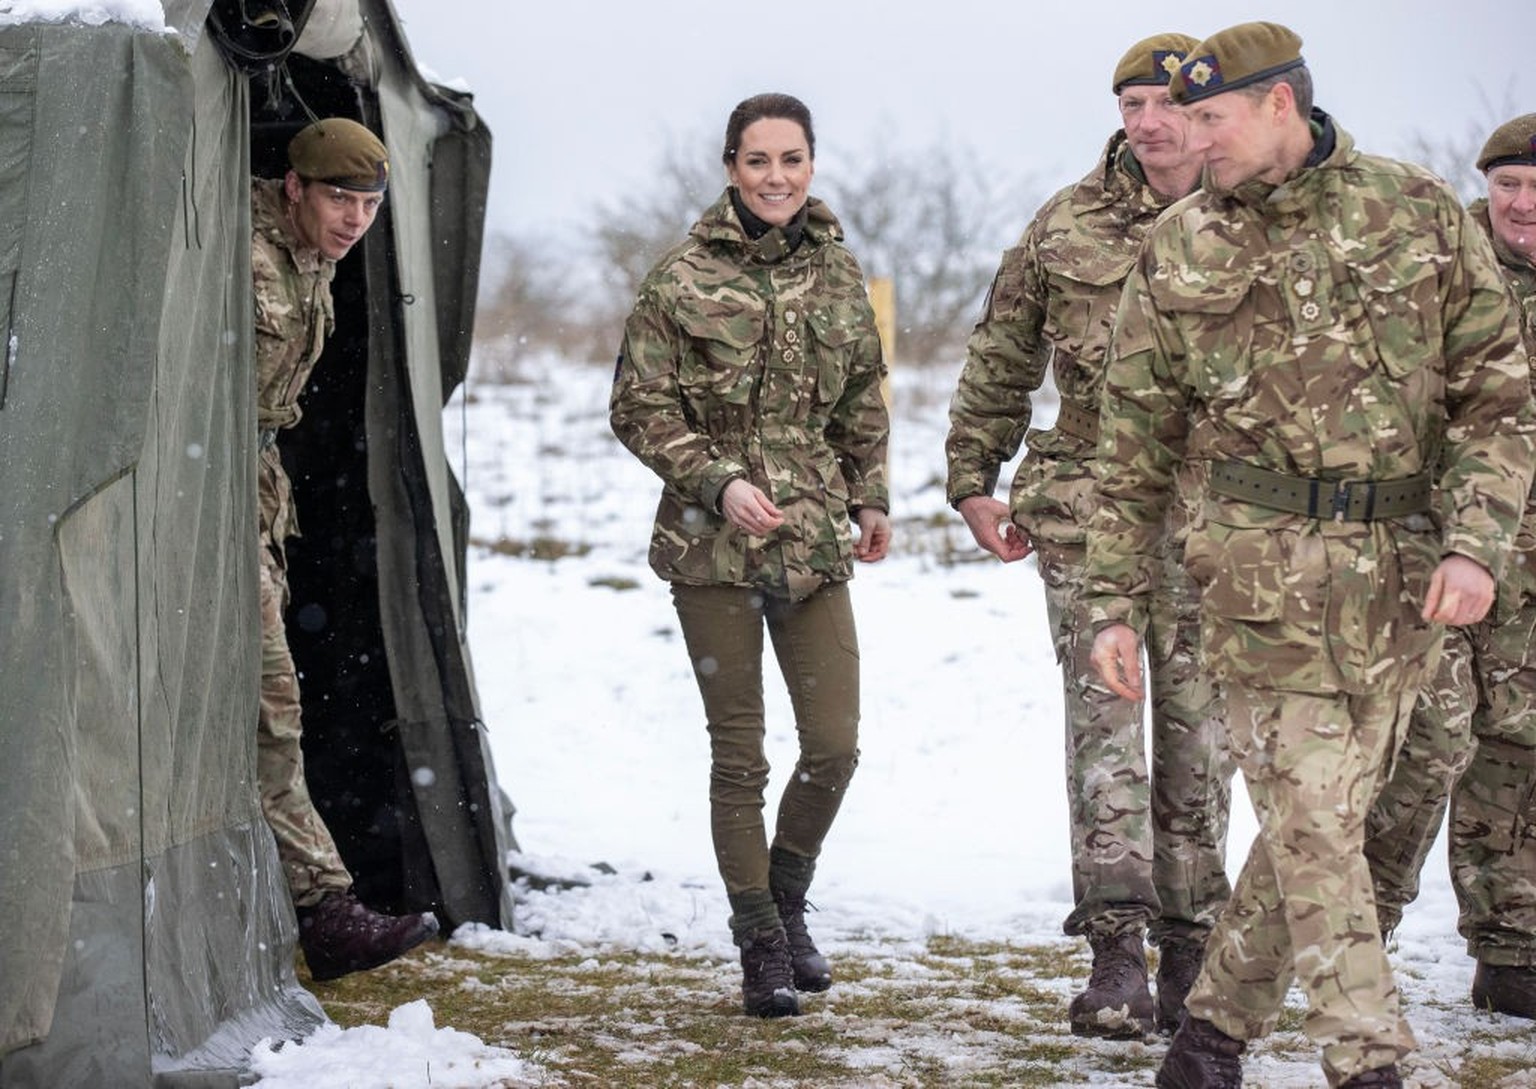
[611,189,889,602]
[251,177,335,546]
[945,131,1183,553]
[1084,114,1536,694]
[1472,196,1536,616]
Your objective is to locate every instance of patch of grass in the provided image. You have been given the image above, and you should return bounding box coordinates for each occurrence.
[587,574,641,591]
[299,935,1173,1087]
[473,535,594,561]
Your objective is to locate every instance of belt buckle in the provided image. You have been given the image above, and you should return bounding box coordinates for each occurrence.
[1330,480,1351,523]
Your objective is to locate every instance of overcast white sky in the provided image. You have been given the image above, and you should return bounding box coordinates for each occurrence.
[386,0,1534,241]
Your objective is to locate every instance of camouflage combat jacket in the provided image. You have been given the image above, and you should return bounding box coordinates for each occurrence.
[945,131,1181,553]
[611,190,889,602]
[251,177,336,545]
[1473,197,1536,616]
[1084,116,1536,694]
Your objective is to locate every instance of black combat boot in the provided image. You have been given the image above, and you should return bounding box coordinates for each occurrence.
[1471,961,1536,1018]
[773,888,832,992]
[1070,931,1156,1038]
[1156,1015,1246,1089]
[1155,935,1207,1033]
[296,889,439,982]
[738,926,800,1018]
[1338,1066,1402,1088]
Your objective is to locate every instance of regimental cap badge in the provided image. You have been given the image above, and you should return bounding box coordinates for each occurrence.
[1185,58,1219,89]
[1157,51,1183,78]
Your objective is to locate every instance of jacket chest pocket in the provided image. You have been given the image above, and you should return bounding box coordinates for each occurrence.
[1348,246,1447,379]
[675,299,764,408]
[1148,265,1257,404]
[804,302,866,406]
[1039,236,1133,377]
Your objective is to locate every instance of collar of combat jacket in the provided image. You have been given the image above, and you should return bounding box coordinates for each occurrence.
[690,188,844,266]
[1066,130,1185,223]
[251,176,334,279]
[1215,108,1354,215]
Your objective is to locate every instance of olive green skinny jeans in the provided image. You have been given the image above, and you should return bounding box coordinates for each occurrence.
[671,581,861,937]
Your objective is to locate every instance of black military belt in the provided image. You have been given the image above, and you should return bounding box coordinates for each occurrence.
[258,427,279,450]
[1208,461,1432,522]
[1053,399,1100,445]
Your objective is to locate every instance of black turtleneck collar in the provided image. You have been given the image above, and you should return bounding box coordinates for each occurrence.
[729,187,809,254]
[1304,107,1337,168]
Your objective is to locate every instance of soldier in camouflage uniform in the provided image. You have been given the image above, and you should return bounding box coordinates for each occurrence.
[945,33,1231,1039]
[610,93,890,1019]
[1364,113,1536,1019]
[1083,23,1536,1089]
[253,118,437,981]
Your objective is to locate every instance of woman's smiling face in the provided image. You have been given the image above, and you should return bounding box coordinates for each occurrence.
[727,117,813,227]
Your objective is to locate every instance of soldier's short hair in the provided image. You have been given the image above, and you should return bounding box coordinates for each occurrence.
[722,93,816,166]
[1235,66,1315,120]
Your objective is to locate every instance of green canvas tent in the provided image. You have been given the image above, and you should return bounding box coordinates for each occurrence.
[0,1,513,1084]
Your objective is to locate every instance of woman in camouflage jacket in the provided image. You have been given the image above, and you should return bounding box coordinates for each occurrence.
[610,92,890,1019]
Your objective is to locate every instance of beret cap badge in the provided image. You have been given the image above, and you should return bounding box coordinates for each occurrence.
[1185,58,1219,89]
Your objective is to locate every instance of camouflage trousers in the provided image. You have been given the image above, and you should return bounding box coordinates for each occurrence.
[671,580,860,939]
[1366,603,1536,965]
[1039,538,1232,945]
[258,448,351,908]
[1190,681,1420,1086]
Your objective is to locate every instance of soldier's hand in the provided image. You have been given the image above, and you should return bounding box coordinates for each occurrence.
[853,507,891,563]
[956,495,1032,562]
[1090,623,1144,701]
[722,478,785,536]
[1422,553,1495,627]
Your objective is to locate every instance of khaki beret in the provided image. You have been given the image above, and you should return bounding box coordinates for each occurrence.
[1171,21,1305,105]
[1478,114,1536,173]
[1112,33,1200,95]
[287,118,389,192]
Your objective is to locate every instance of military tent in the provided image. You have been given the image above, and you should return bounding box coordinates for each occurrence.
[0,0,513,1084]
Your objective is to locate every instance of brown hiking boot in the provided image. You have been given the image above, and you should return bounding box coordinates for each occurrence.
[297,890,439,982]
[738,926,800,1018]
[1472,961,1536,1018]
[1155,1015,1246,1089]
[773,889,831,992]
[1339,1066,1402,1088]
[1069,932,1155,1038]
[1155,935,1207,1034]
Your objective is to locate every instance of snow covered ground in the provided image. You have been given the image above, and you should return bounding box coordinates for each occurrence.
[251,357,1535,1087]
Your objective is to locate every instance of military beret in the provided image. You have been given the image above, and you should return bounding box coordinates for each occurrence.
[287,118,389,192]
[1477,113,1536,173]
[1171,21,1305,105]
[1112,33,1200,95]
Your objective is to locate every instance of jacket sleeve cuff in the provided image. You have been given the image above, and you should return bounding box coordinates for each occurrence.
[701,462,749,514]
